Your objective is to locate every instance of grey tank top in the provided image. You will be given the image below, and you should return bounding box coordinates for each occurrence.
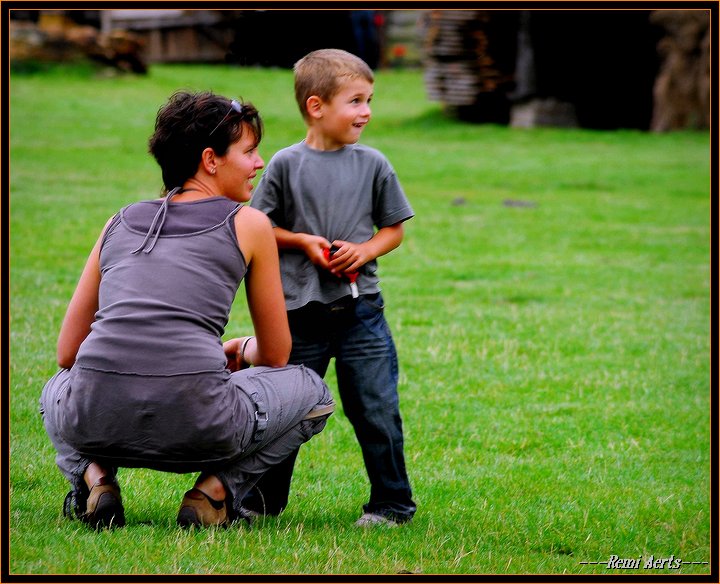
[75,189,247,376]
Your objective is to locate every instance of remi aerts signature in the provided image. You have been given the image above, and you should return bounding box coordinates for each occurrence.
[580,555,709,570]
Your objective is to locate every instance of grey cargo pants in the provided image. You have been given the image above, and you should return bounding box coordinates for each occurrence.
[40,364,333,518]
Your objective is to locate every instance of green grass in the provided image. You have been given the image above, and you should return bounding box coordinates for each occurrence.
[9,63,711,576]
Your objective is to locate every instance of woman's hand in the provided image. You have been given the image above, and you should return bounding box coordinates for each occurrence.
[223,336,254,371]
[223,338,242,371]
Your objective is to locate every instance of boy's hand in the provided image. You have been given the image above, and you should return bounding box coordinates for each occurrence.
[327,240,370,275]
[326,224,405,275]
[300,234,333,268]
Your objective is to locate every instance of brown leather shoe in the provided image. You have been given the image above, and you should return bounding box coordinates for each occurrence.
[82,476,125,529]
[177,488,229,528]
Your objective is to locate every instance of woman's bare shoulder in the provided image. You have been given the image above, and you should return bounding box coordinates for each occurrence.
[235,204,272,233]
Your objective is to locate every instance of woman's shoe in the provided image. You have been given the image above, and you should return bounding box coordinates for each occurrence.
[177,488,229,528]
[82,476,125,529]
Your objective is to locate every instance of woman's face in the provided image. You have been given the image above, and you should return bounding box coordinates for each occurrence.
[216,125,264,202]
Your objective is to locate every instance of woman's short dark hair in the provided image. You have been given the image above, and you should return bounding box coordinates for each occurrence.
[148,91,263,192]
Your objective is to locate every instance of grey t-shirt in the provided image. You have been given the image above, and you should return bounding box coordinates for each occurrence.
[251,141,414,310]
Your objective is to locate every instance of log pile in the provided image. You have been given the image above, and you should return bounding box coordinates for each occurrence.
[422,11,516,104]
[10,13,147,73]
[419,10,704,130]
[650,10,710,131]
[420,10,518,122]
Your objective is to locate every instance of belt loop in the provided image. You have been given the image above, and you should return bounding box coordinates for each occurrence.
[250,391,268,442]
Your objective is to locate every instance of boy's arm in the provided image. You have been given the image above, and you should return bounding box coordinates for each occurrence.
[273,226,332,268]
[328,222,405,275]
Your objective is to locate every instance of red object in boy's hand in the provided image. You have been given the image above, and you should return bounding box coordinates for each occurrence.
[324,247,359,298]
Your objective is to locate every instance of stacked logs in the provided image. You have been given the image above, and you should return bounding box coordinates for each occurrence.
[420,10,709,130]
[420,10,518,122]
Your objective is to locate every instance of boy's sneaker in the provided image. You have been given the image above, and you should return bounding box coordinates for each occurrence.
[354,512,399,527]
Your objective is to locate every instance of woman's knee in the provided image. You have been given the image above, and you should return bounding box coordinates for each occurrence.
[40,368,72,424]
[300,365,332,406]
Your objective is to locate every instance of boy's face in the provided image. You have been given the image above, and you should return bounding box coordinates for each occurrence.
[315,78,373,148]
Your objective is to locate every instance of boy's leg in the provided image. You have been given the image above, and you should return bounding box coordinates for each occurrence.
[335,293,416,522]
[220,364,333,518]
[238,448,299,515]
[242,305,333,515]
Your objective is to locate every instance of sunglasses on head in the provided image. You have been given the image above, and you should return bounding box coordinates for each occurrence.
[209,100,243,136]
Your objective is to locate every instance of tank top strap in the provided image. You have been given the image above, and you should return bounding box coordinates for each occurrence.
[130,187,182,255]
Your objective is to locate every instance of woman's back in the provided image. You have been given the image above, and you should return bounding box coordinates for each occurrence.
[76,196,246,376]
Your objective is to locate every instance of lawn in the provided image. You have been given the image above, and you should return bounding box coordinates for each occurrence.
[7,63,712,577]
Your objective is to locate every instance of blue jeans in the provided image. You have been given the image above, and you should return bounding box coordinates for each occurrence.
[243,293,416,522]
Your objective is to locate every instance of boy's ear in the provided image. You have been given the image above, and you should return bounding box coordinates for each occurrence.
[306,96,323,120]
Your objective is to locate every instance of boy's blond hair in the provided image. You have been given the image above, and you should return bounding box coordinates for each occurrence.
[294,49,374,121]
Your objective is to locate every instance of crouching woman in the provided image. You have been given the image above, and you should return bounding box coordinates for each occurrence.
[40,91,334,529]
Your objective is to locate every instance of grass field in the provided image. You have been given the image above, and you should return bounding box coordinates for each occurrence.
[8,64,712,576]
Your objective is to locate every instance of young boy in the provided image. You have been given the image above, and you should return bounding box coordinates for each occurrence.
[247,48,416,526]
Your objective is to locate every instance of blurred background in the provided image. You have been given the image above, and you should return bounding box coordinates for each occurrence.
[8,8,710,132]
